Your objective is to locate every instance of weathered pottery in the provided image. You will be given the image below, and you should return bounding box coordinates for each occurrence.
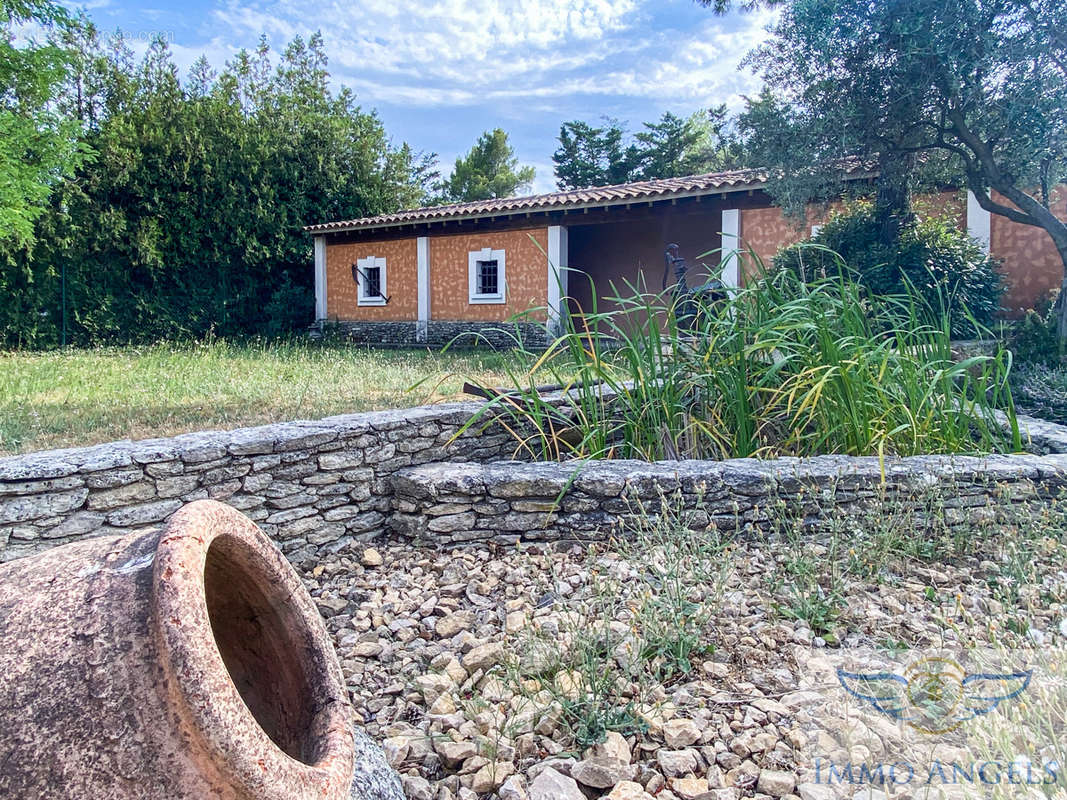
[0,499,355,799]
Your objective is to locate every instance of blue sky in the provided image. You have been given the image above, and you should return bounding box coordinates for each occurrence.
[69,0,776,194]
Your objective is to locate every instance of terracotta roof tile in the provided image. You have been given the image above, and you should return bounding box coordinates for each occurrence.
[304,163,873,235]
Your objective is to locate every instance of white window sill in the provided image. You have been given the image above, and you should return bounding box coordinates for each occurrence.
[357,298,387,307]
[468,295,505,305]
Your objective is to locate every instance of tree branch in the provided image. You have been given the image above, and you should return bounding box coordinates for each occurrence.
[967,185,1042,227]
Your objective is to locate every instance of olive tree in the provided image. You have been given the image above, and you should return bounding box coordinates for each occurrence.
[709,0,1067,333]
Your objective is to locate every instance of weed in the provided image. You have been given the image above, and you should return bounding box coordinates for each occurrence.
[498,493,734,748]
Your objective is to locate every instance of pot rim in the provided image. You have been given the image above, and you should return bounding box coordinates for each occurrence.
[151,499,354,800]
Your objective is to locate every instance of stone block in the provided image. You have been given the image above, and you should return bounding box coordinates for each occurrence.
[0,488,89,524]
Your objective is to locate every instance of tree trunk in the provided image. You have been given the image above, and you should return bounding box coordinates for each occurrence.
[875,151,916,247]
[1055,246,1067,341]
[1024,211,1067,341]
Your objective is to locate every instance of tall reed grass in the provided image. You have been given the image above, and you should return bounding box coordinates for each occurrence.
[461,248,1020,461]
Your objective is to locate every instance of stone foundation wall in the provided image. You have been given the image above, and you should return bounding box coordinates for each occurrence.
[318,320,549,349]
[0,402,517,565]
[388,452,1067,547]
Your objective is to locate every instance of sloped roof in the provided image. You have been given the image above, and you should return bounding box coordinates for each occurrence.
[305,163,873,235]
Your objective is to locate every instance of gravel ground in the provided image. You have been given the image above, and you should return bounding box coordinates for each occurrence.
[303,534,1067,800]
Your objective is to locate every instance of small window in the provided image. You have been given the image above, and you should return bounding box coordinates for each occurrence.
[468,247,506,304]
[355,256,387,306]
[364,266,382,298]
[477,259,498,296]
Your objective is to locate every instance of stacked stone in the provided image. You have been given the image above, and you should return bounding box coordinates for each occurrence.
[3,399,1067,563]
[315,321,550,350]
[389,452,1067,548]
[0,402,514,564]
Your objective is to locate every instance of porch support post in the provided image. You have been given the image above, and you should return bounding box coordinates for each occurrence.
[313,236,327,321]
[547,225,568,336]
[720,209,741,289]
[967,190,992,255]
[417,236,430,343]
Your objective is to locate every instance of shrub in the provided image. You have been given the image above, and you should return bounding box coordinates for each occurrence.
[1010,308,1061,368]
[774,201,1003,336]
[262,273,314,337]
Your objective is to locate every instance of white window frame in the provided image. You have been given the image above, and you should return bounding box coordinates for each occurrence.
[356,255,387,306]
[468,247,506,304]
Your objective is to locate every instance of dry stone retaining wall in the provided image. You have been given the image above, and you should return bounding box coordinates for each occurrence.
[3,402,1067,562]
[388,451,1067,547]
[0,402,514,565]
[317,320,549,349]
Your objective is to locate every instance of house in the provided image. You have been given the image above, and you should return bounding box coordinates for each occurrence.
[305,167,1066,347]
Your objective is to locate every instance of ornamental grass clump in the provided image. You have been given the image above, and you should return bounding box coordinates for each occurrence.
[462,246,1018,461]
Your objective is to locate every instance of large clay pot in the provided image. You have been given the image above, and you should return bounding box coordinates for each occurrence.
[0,499,354,800]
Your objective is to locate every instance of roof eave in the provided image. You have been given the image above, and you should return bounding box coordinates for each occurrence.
[302,181,776,236]
[303,168,879,236]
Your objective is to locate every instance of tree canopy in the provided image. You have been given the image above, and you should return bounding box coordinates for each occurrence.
[552,107,745,190]
[438,128,535,203]
[0,23,435,346]
[0,0,88,248]
[728,0,1067,327]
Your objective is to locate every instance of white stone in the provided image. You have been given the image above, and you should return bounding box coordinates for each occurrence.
[663,718,702,748]
[529,767,585,800]
[470,761,515,794]
[656,748,700,778]
[756,769,796,797]
[605,781,655,800]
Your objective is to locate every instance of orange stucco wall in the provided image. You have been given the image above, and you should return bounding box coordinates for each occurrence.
[739,205,817,277]
[325,237,418,321]
[991,187,1067,315]
[428,228,548,322]
[739,191,966,282]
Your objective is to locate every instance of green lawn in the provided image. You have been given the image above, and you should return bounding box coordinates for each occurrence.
[0,340,531,456]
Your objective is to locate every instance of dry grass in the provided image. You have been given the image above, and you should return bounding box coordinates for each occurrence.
[0,339,528,455]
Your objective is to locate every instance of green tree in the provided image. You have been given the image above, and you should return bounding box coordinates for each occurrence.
[552,118,639,189]
[635,107,742,180]
[0,0,87,247]
[552,107,746,189]
[439,128,535,202]
[721,0,1067,332]
[1,28,432,346]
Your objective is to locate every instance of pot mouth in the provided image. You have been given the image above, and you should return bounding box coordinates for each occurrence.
[152,500,353,800]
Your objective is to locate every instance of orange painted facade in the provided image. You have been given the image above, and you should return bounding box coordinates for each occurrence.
[325,237,418,321]
[739,191,966,282]
[323,226,549,324]
[991,187,1067,315]
[320,189,1066,329]
[428,228,548,322]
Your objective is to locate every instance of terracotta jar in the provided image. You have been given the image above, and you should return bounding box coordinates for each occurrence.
[0,499,355,799]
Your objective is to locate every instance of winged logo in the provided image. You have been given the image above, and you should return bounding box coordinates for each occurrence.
[837,656,1031,734]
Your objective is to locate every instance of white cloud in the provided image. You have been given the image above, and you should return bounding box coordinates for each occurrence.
[203,0,772,110]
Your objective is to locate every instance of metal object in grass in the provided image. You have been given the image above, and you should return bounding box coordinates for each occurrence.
[662,243,727,332]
